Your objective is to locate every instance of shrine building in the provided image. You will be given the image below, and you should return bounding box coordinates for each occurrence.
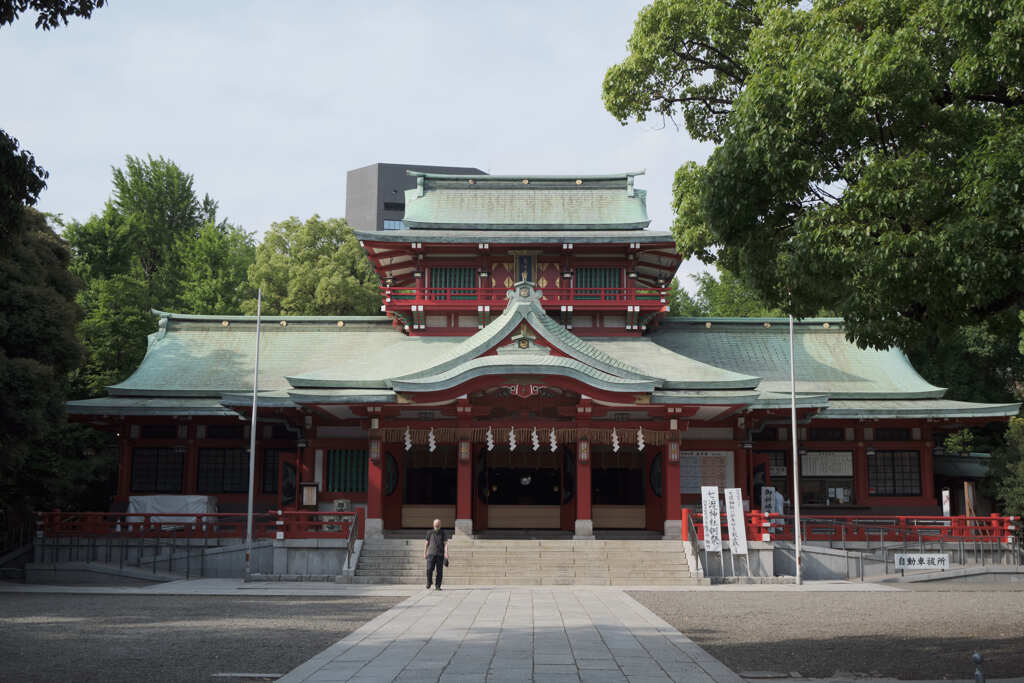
[67,171,1020,538]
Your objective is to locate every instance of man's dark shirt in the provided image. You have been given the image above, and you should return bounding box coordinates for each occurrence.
[425,528,447,557]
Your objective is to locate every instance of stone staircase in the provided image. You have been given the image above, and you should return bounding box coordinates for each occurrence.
[354,535,707,585]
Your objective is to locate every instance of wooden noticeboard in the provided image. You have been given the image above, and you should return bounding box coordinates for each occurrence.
[680,450,735,494]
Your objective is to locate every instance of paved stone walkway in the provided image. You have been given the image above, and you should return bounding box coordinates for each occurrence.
[277,588,743,683]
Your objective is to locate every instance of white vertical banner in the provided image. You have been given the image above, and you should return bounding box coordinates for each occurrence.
[941,488,951,517]
[724,488,748,556]
[701,486,722,552]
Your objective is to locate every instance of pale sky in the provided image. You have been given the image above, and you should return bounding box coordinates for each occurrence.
[2,1,712,287]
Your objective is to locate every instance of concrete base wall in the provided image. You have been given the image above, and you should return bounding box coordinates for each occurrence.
[272,539,359,575]
[29,538,274,580]
[696,542,774,578]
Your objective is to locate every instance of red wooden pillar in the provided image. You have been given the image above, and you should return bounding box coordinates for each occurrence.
[854,437,869,504]
[664,441,681,539]
[574,438,593,538]
[921,440,936,504]
[366,438,384,538]
[456,440,473,537]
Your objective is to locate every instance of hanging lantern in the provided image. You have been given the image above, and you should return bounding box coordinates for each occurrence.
[428,427,436,453]
[403,426,412,452]
[508,426,517,451]
[637,426,645,452]
[531,427,540,451]
[611,427,620,453]
[486,426,495,452]
[549,427,557,452]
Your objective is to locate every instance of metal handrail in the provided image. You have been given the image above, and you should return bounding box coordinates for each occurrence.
[685,513,703,576]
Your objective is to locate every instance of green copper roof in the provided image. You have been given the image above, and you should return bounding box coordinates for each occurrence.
[651,319,946,399]
[401,171,651,231]
[355,229,675,244]
[588,338,759,390]
[817,399,1021,419]
[75,304,1020,420]
[66,396,239,416]
[107,311,397,397]
[391,355,657,394]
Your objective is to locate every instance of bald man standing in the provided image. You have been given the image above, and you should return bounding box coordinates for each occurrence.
[424,519,449,590]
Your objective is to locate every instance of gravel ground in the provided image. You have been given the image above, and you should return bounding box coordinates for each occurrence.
[0,593,402,683]
[629,585,1024,680]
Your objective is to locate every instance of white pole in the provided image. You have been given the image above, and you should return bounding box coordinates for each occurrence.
[789,313,802,585]
[245,288,262,576]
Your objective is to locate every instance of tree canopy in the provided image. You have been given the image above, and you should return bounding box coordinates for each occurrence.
[0,0,105,30]
[604,0,1024,354]
[64,155,255,396]
[0,209,84,518]
[245,215,380,316]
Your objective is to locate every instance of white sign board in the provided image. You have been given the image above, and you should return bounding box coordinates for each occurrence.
[941,488,951,517]
[701,486,722,552]
[761,486,777,515]
[801,451,853,477]
[724,488,748,556]
[681,451,735,494]
[895,553,949,570]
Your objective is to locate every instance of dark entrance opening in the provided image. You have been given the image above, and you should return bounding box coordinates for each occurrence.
[486,467,561,505]
[402,449,456,528]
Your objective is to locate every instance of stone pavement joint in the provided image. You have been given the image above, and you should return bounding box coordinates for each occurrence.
[276,588,744,683]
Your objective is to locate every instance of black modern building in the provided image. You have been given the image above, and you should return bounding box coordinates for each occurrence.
[345,162,485,231]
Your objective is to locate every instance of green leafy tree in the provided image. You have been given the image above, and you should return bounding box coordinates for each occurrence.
[0,209,83,524]
[64,155,252,396]
[176,222,256,315]
[666,276,701,315]
[903,319,1024,404]
[1,0,105,30]
[985,417,1024,516]
[245,215,380,316]
[70,271,154,397]
[0,0,113,531]
[604,0,1024,354]
[692,269,784,317]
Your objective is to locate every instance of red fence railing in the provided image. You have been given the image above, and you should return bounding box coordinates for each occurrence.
[681,509,1018,544]
[382,286,666,306]
[37,508,364,542]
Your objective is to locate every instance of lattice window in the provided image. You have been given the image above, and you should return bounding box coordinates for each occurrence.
[325,449,368,493]
[428,267,476,300]
[262,449,281,494]
[575,267,621,300]
[868,450,921,496]
[197,448,249,493]
[131,447,185,493]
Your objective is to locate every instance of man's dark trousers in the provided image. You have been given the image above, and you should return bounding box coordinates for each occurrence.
[426,554,444,588]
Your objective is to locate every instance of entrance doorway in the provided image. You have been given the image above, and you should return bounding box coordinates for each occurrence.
[591,446,647,529]
[402,448,456,528]
[478,449,564,529]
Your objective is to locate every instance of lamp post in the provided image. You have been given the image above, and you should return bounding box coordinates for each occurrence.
[789,313,803,585]
[245,288,262,577]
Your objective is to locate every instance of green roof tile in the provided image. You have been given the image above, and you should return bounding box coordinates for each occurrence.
[402,171,650,231]
[651,319,946,399]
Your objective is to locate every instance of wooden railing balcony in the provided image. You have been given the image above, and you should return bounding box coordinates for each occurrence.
[381,286,667,311]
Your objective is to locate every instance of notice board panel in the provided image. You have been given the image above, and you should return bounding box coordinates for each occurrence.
[680,450,735,494]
